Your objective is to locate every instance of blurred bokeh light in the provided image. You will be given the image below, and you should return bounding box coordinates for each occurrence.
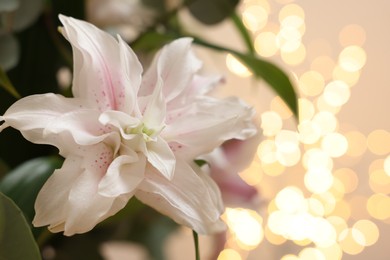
[212,0,389,259]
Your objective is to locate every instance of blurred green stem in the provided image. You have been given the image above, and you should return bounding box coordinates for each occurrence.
[192,230,200,260]
[0,67,21,99]
[36,228,53,248]
[230,11,255,55]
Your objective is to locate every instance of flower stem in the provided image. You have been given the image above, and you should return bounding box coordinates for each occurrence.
[230,11,255,55]
[192,230,200,260]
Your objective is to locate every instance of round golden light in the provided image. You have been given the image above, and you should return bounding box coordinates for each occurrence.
[298,120,322,144]
[317,243,343,260]
[261,111,283,137]
[299,247,326,260]
[333,168,359,193]
[344,131,367,157]
[298,98,315,121]
[331,200,351,220]
[264,225,287,245]
[312,111,338,135]
[255,32,278,57]
[261,160,285,176]
[281,44,306,65]
[298,70,325,97]
[257,140,277,164]
[242,5,268,32]
[316,95,342,114]
[321,132,349,158]
[323,80,351,107]
[338,228,365,255]
[279,4,305,22]
[338,45,367,72]
[239,160,263,186]
[275,186,306,213]
[281,254,299,260]
[304,168,334,194]
[218,249,242,260]
[366,193,390,220]
[385,155,390,176]
[312,192,336,215]
[327,216,348,236]
[367,129,390,155]
[225,208,264,250]
[369,169,390,194]
[226,53,252,77]
[302,148,333,171]
[352,219,379,246]
[339,24,366,47]
[332,65,361,87]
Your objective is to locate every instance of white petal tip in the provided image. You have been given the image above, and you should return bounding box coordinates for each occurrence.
[0,120,9,132]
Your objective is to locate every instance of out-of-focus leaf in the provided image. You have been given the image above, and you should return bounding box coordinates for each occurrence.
[233,52,298,117]
[0,192,41,260]
[0,34,20,71]
[12,0,44,32]
[0,158,9,178]
[192,37,299,118]
[188,0,239,25]
[0,156,63,223]
[0,65,20,98]
[0,0,19,12]
[131,31,175,52]
[127,208,178,260]
[141,0,166,13]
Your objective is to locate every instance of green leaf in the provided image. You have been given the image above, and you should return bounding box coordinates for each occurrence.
[191,37,299,118]
[188,0,239,25]
[131,31,175,52]
[0,0,19,12]
[233,52,299,117]
[0,192,41,260]
[0,156,63,223]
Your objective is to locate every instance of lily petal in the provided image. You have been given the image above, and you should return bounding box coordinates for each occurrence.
[163,96,257,159]
[0,116,8,132]
[34,142,131,235]
[1,93,111,155]
[59,15,143,113]
[98,153,146,197]
[117,35,143,115]
[140,38,202,102]
[135,159,225,234]
[33,156,82,232]
[167,74,224,113]
[142,79,166,132]
[146,136,176,180]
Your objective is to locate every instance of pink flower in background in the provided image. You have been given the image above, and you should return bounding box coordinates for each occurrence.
[203,133,261,210]
[0,15,257,235]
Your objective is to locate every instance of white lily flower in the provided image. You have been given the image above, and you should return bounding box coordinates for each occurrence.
[0,15,257,236]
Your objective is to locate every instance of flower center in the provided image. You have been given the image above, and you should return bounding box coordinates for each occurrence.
[125,123,156,141]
